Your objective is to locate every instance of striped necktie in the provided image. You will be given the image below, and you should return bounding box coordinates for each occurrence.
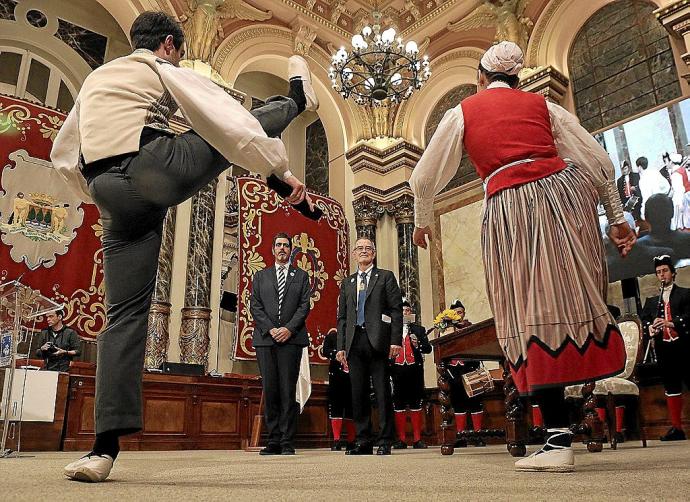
[277,266,287,318]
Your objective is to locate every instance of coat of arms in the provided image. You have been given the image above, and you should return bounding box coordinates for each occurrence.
[0,150,85,270]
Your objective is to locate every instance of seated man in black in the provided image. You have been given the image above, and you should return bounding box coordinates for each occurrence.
[641,255,690,441]
[34,309,81,372]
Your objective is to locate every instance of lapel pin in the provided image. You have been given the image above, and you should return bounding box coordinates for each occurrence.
[350,278,355,283]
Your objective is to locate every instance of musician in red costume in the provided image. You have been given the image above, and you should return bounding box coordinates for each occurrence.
[445,300,486,447]
[391,298,432,449]
[410,41,636,472]
[641,255,690,441]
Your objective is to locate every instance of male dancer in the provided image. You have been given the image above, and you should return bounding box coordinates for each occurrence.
[641,255,690,441]
[51,11,318,482]
[410,41,635,472]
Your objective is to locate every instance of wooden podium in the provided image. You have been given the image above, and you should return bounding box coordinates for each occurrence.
[429,319,528,457]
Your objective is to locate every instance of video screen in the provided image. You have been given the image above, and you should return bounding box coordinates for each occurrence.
[596,97,690,282]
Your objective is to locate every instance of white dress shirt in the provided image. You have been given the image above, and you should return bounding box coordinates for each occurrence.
[409,81,625,228]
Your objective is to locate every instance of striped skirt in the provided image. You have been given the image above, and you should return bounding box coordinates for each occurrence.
[481,163,626,395]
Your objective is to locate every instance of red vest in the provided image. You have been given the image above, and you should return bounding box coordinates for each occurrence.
[663,301,680,342]
[461,88,567,198]
[395,330,416,365]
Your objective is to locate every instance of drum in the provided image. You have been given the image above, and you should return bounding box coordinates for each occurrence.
[461,366,494,398]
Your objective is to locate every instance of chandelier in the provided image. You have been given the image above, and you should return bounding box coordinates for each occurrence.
[329,11,430,106]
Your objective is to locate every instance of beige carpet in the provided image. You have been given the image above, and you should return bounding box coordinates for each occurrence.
[2,441,689,501]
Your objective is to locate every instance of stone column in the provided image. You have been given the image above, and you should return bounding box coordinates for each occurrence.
[352,196,384,244]
[144,207,176,369]
[387,194,420,310]
[656,1,690,81]
[179,179,217,369]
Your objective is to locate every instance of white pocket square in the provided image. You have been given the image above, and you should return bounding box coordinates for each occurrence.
[381,314,391,324]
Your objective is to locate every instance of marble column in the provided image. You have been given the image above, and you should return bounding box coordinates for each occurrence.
[352,196,384,244]
[144,207,176,369]
[387,194,420,310]
[179,179,217,369]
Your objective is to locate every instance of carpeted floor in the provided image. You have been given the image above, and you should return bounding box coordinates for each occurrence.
[2,441,689,501]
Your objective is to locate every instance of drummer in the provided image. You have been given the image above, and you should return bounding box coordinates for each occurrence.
[446,300,486,447]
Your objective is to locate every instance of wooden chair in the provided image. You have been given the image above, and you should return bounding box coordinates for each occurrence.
[564,314,647,449]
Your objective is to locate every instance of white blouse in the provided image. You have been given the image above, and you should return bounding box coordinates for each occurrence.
[409,81,625,228]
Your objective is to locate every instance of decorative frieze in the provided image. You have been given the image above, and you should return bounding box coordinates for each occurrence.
[518,66,569,104]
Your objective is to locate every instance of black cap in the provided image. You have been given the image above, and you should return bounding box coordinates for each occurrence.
[654,254,675,272]
[449,299,464,310]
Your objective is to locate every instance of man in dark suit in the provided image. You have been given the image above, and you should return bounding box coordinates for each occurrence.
[391,298,432,449]
[336,237,403,455]
[617,160,641,220]
[641,255,690,442]
[250,232,311,455]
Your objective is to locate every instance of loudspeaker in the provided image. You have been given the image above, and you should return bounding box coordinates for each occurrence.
[158,362,205,376]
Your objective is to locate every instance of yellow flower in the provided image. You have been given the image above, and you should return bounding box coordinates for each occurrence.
[433,308,461,328]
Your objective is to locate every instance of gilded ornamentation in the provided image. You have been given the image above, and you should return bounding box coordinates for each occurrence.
[52,246,106,339]
[234,178,348,361]
[352,195,385,226]
[405,0,422,20]
[330,0,346,24]
[447,0,534,53]
[0,102,63,142]
[526,0,567,65]
[180,0,272,62]
[293,23,317,56]
[292,232,329,309]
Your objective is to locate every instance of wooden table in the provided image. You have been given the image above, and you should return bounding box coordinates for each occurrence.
[430,319,528,456]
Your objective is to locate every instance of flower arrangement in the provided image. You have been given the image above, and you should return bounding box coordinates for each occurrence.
[433,309,462,332]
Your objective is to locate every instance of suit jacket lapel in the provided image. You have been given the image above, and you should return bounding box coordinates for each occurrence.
[283,266,297,294]
[366,268,379,300]
[267,266,278,295]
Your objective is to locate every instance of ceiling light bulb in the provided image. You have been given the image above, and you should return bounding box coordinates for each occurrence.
[405,40,418,54]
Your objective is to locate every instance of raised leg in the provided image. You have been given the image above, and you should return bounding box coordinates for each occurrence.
[503,359,527,457]
[581,380,604,453]
[436,360,455,455]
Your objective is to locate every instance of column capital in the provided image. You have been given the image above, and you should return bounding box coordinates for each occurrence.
[518,66,569,104]
[352,195,385,227]
[385,193,415,225]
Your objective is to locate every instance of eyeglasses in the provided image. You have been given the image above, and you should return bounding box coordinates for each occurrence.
[354,246,375,252]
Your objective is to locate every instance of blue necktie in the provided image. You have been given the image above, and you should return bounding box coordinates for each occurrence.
[356,272,367,326]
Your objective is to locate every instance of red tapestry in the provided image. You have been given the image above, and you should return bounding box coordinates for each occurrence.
[234,177,349,364]
[0,94,105,339]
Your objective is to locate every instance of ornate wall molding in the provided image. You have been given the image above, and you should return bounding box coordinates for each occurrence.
[518,65,569,104]
[346,140,423,175]
[352,182,413,204]
[527,0,569,66]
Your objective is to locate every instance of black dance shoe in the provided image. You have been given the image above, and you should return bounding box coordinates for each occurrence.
[376,444,392,455]
[259,444,282,455]
[345,443,373,455]
[660,427,687,441]
[391,440,407,449]
[412,440,427,449]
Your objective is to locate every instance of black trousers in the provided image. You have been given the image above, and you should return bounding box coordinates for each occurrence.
[657,338,690,395]
[348,327,395,446]
[391,364,424,411]
[448,362,483,413]
[86,96,298,434]
[256,344,303,447]
[532,386,569,428]
[328,370,353,419]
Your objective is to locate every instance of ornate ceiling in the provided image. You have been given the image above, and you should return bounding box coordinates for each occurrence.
[169,0,554,62]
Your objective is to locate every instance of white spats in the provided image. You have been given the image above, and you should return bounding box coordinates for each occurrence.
[515,430,575,473]
[288,55,319,112]
[64,454,114,482]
